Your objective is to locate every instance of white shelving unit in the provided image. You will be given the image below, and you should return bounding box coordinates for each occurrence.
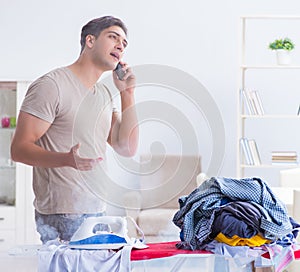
[0,81,40,250]
[237,15,300,185]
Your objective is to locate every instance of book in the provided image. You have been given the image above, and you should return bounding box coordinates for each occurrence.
[240,138,254,165]
[272,156,297,160]
[271,151,297,157]
[248,139,261,165]
[252,91,265,115]
[241,89,265,115]
[271,151,298,164]
[245,89,258,115]
[241,89,255,115]
[271,161,298,165]
[272,151,297,158]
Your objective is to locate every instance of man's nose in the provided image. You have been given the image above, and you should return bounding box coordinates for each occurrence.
[115,40,124,52]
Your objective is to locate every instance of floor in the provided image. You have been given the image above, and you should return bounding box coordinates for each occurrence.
[0,251,38,272]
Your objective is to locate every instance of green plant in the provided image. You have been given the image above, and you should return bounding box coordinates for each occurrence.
[268,38,295,51]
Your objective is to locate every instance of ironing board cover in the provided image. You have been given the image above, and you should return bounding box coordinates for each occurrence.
[130,241,300,262]
[130,241,212,261]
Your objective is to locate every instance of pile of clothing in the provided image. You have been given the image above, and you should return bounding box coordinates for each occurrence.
[173,177,298,251]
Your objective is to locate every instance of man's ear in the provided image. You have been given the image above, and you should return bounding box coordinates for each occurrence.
[86,34,95,48]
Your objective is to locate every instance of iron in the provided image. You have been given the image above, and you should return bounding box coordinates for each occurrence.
[69,216,147,250]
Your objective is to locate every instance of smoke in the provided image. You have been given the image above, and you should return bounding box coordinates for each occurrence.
[34,64,226,243]
[78,64,225,209]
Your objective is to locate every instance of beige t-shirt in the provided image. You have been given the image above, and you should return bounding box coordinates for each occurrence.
[21,67,113,214]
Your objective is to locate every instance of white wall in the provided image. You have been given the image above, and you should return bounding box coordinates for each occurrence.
[1,0,300,193]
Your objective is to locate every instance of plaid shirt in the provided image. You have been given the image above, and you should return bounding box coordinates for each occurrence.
[173,177,292,250]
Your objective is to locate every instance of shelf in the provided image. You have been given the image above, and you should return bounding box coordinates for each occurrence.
[0,128,15,131]
[241,164,299,168]
[237,16,300,185]
[241,115,300,119]
[0,165,15,170]
[241,15,300,20]
[0,203,15,207]
[0,202,15,208]
[0,82,16,91]
[0,81,39,248]
[241,65,300,70]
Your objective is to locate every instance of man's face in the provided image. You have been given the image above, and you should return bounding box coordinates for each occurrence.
[89,26,128,71]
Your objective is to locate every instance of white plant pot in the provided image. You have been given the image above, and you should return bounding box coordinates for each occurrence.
[276,49,292,65]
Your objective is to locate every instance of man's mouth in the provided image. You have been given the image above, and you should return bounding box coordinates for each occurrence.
[110,52,119,61]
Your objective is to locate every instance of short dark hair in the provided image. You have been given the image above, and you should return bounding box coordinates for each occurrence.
[80,16,127,53]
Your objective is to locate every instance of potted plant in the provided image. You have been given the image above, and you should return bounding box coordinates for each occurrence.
[268,38,295,65]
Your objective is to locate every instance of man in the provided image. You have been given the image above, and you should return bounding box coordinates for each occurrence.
[10,16,138,243]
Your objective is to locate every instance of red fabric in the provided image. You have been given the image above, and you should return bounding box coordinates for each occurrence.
[295,250,300,259]
[262,249,300,259]
[130,241,300,261]
[130,241,212,261]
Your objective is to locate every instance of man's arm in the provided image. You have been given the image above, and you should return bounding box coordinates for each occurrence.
[11,111,102,170]
[107,64,139,157]
[107,91,139,157]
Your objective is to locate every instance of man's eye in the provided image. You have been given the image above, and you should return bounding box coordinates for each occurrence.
[110,34,117,40]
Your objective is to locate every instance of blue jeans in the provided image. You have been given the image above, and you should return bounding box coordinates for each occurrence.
[35,210,104,244]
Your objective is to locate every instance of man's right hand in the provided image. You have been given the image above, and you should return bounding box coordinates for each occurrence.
[69,143,102,171]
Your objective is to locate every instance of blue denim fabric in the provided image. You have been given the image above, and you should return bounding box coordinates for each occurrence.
[35,210,104,243]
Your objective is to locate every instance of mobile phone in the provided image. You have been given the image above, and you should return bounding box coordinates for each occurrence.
[114,62,126,80]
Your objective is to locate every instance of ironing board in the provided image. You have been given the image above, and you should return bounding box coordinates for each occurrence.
[131,241,300,260]
[2,241,300,272]
[131,241,212,260]
[130,241,300,272]
[131,241,216,272]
